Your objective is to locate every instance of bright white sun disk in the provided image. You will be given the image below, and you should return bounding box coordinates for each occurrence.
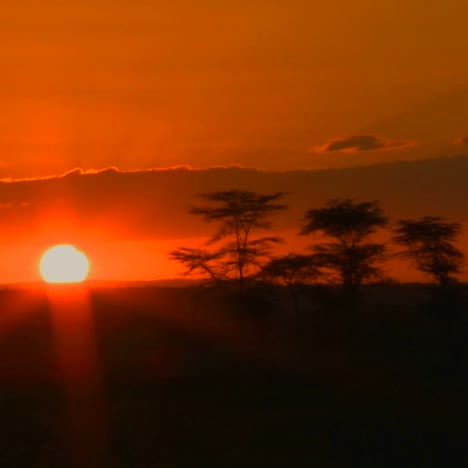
[40,245,90,284]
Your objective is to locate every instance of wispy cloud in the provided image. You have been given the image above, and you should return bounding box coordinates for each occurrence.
[313,135,414,153]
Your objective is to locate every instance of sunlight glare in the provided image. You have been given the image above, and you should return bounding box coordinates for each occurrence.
[40,245,90,284]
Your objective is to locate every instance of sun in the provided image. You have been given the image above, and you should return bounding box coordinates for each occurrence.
[40,245,90,284]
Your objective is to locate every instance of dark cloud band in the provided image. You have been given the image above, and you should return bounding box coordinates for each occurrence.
[0,157,466,243]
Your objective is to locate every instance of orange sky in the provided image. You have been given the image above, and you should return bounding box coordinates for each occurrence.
[1,1,468,178]
[1,1,468,282]
[0,162,465,283]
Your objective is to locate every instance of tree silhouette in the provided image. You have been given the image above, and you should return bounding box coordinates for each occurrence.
[170,190,287,290]
[168,248,226,284]
[300,199,388,293]
[393,216,464,288]
[262,253,322,289]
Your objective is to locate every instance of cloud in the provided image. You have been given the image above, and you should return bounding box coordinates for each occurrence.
[314,135,413,153]
[0,164,251,183]
[0,157,466,245]
[455,136,468,145]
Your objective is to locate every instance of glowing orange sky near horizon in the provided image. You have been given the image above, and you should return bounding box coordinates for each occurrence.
[0,227,466,285]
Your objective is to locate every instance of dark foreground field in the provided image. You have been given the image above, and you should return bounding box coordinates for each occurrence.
[0,283,466,467]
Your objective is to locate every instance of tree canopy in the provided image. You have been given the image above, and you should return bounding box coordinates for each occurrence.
[301,199,388,290]
[170,190,287,290]
[393,216,464,287]
[261,253,322,288]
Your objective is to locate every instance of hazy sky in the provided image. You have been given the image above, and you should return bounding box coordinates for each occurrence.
[1,0,468,177]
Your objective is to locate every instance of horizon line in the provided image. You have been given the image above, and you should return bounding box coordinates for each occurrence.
[1,154,467,184]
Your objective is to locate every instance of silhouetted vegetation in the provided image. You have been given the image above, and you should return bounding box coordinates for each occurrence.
[261,253,322,288]
[170,190,287,292]
[169,194,466,311]
[393,216,465,288]
[170,195,466,291]
[168,247,225,283]
[300,199,388,296]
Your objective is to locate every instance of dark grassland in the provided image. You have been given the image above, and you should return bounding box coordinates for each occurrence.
[0,284,466,467]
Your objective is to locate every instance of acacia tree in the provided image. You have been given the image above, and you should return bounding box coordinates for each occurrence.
[300,199,388,293]
[262,254,322,289]
[168,248,226,284]
[170,190,287,290]
[393,216,464,288]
